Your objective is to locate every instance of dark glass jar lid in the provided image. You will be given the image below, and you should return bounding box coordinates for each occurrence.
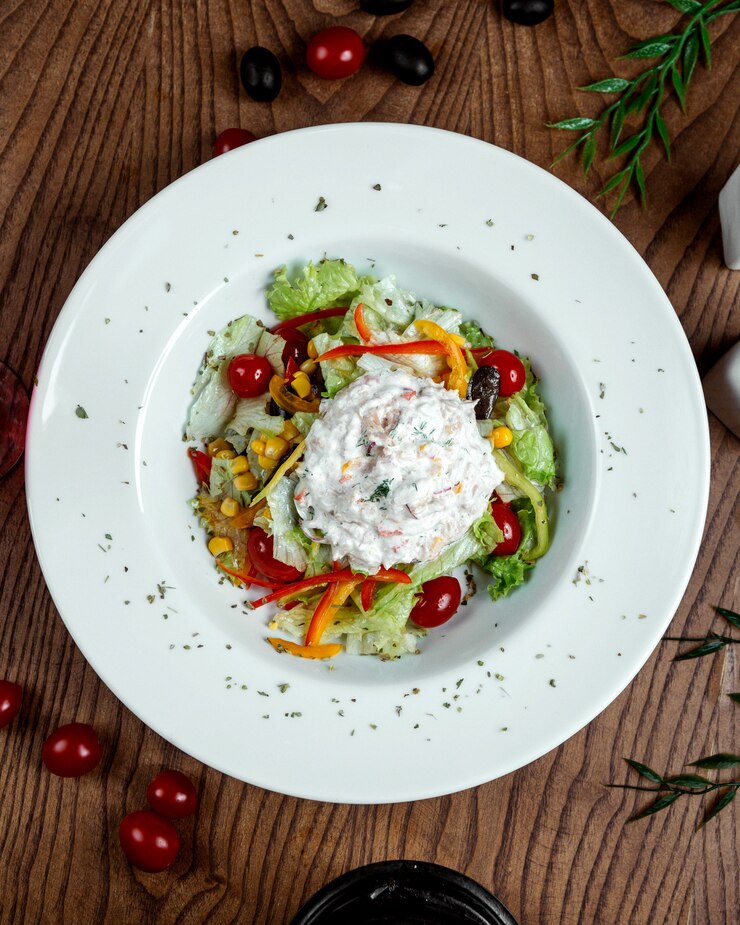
[289,860,519,925]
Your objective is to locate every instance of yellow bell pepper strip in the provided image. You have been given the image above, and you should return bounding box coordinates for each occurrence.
[267,637,342,659]
[215,560,280,590]
[305,579,360,646]
[413,319,468,398]
[269,375,320,414]
[271,307,349,335]
[250,566,411,609]
[492,448,549,560]
[249,440,306,507]
[316,341,448,362]
[354,303,372,342]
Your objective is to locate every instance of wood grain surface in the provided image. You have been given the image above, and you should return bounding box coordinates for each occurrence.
[1,1,739,923]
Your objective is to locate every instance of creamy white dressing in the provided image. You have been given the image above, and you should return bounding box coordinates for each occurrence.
[294,370,503,572]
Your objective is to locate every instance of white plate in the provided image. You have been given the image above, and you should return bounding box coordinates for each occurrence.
[26,124,709,804]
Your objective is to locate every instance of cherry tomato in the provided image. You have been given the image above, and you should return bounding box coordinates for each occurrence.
[42,723,102,777]
[227,354,272,398]
[280,328,309,367]
[0,680,22,729]
[119,811,180,873]
[247,528,304,583]
[410,576,461,628]
[306,26,365,80]
[212,128,257,157]
[147,769,198,819]
[490,501,522,555]
[474,349,526,397]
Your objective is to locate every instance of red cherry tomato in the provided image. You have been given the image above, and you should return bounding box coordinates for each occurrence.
[247,528,304,583]
[490,501,522,555]
[119,811,180,873]
[147,769,198,819]
[410,576,462,628]
[306,26,365,80]
[42,723,102,777]
[473,349,526,397]
[280,328,309,368]
[227,354,272,398]
[0,680,22,729]
[212,128,257,157]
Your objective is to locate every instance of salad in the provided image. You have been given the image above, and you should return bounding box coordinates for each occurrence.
[186,258,558,660]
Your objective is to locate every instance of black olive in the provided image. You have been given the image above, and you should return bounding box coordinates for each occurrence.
[380,34,434,86]
[467,367,501,420]
[502,0,554,26]
[360,0,414,14]
[240,46,282,103]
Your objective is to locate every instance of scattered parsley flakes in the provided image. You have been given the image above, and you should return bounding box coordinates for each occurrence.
[485,219,494,226]
[367,479,393,503]
[278,683,290,693]
[549,678,557,687]
[369,724,377,730]
[531,273,540,281]
[287,233,294,240]
[75,405,88,419]
[372,183,382,191]
[314,196,328,212]
[165,282,171,292]
[599,383,606,399]
[477,660,484,667]
[526,234,534,241]
[455,678,464,689]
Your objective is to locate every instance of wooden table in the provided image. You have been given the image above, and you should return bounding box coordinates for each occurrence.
[2,2,738,923]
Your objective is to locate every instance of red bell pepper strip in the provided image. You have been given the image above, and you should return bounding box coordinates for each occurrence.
[250,567,411,609]
[216,560,281,590]
[470,347,496,360]
[317,341,448,362]
[305,579,360,646]
[271,307,349,335]
[354,303,372,342]
[267,637,342,659]
[360,579,376,612]
[187,447,212,483]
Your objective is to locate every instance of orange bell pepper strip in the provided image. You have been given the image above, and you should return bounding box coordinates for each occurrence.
[354,303,372,342]
[229,497,266,529]
[216,560,280,590]
[269,375,320,414]
[267,637,342,659]
[413,319,468,398]
[316,341,448,362]
[305,579,360,646]
[250,567,411,609]
[271,307,349,335]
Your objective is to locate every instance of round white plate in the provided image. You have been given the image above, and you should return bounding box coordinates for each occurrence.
[26,124,709,804]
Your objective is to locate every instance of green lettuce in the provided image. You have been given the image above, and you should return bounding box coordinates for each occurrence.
[267,259,361,320]
[266,476,308,571]
[459,319,494,347]
[472,505,505,550]
[505,387,556,487]
[312,332,362,398]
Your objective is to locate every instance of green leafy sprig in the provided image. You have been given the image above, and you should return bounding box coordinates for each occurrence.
[663,606,740,660]
[609,754,740,828]
[549,0,740,216]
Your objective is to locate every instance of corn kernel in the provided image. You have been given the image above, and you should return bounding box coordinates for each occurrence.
[216,449,236,459]
[281,420,300,440]
[231,456,249,475]
[491,426,513,448]
[258,454,275,469]
[234,472,258,491]
[307,339,318,359]
[299,359,317,375]
[220,497,241,517]
[251,438,266,455]
[291,373,312,398]
[264,436,289,460]
[207,438,230,457]
[208,536,233,557]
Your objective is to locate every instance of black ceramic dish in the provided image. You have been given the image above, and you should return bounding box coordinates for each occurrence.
[289,860,519,925]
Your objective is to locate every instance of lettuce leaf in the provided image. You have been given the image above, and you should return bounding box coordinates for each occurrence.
[459,319,495,347]
[472,505,505,550]
[312,332,362,398]
[266,475,308,571]
[226,398,284,440]
[185,364,236,441]
[267,259,361,320]
[505,391,556,487]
